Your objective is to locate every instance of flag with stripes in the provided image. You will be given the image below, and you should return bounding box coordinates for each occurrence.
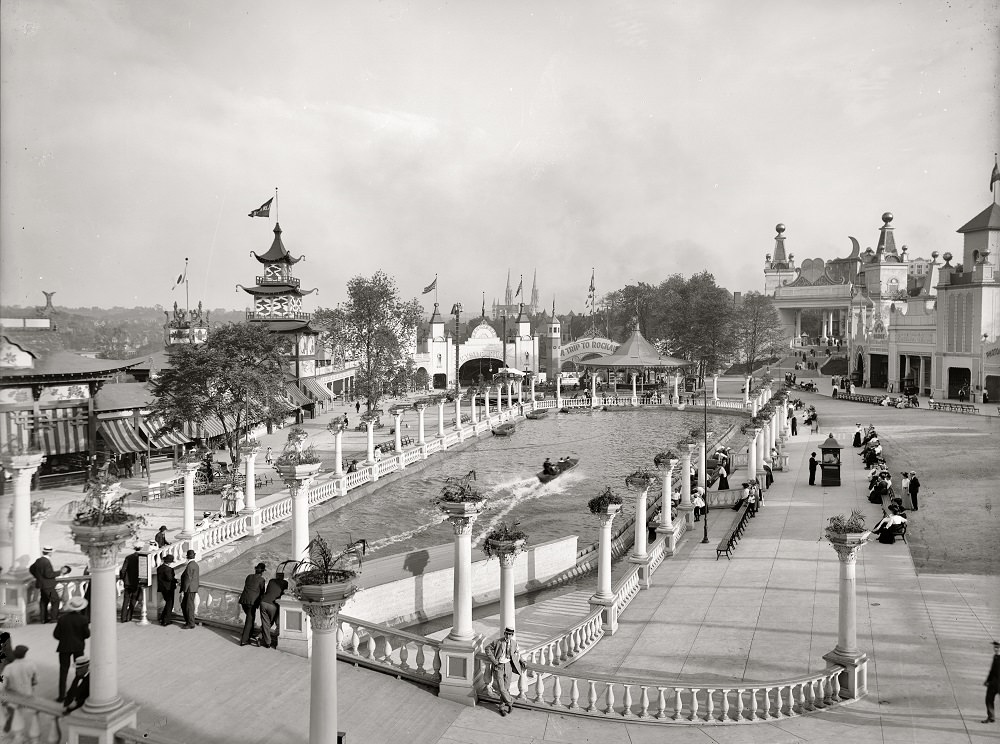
[172,259,188,291]
[248,197,273,218]
[991,156,999,192]
[422,277,437,294]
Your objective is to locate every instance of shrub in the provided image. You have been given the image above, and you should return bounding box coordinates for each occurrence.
[588,486,623,514]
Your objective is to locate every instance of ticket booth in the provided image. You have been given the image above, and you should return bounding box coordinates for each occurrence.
[819,433,843,487]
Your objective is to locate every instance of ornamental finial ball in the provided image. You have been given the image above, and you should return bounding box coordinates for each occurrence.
[882,212,893,224]
[775,223,785,234]
[942,252,953,263]
[931,250,939,259]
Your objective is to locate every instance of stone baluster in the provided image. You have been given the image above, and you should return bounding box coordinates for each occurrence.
[177,461,201,540]
[0,453,44,573]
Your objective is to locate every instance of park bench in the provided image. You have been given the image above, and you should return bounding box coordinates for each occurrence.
[716,503,752,560]
[929,402,977,414]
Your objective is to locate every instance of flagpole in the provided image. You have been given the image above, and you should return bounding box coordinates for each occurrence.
[275,187,279,222]
[184,257,190,316]
[435,274,439,306]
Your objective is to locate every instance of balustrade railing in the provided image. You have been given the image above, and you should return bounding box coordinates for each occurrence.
[611,567,641,616]
[707,488,743,507]
[338,614,443,686]
[376,457,399,478]
[0,692,64,744]
[344,468,371,490]
[524,608,605,667]
[477,660,846,723]
[424,439,442,455]
[54,575,90,603]
[258,498,292,526]
[195,582,244,626]
[442,431,461,448]
[401,448,423,466]
[197,514,251,553]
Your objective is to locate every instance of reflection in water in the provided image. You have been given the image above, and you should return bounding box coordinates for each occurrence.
[206,408,733,587]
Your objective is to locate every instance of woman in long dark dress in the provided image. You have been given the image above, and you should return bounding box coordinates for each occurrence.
[717,465,730,490]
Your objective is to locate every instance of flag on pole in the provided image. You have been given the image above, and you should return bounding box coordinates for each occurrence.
[171,258,188,291]
[248,198,274,218]
[991,155,999,192]
[589,269,595,293]
[422,276,437,294]
[515,276,523,298]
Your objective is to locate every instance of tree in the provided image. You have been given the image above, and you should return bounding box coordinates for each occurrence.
[314,271,422,412]
[660,272,735,380]
[732,292,785,376]
[149,322,288,464]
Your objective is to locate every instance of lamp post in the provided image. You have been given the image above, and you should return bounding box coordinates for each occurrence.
[981,332,989,404]
[701,384,710,544]
[451,303,463,395]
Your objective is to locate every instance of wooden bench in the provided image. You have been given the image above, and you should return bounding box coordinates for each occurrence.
[929,402,977,414]
[716,503,752,560]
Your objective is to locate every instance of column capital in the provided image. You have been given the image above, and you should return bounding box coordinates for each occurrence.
[595,510,618,528]
[498,552,518,568]
[827,535,867,564]
[446,515,476,535]
[0,453,45,475]
[69,522,137,569]
[301,601,344,632]
[239,447,260,464]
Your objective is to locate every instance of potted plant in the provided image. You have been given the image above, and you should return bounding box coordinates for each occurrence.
[436,470,486,516]
[825,509,869,544]
[1,440,45,470]
[481,521,528,560]
[178,447,210,468]
[65,471,145,547]
[624,469,657,489]
[273,427,322,478]
[30,499,49,523]
[279,534,368,604]
[653,450,679,468]
[587,486,623,516]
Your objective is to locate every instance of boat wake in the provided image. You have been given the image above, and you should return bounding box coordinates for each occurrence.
[472,471,585,546]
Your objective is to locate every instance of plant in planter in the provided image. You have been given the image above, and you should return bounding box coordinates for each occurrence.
[481,521,528,560]
[64,472,145,531]
[1,439,45,469]
[587,486,624,515]
[279,534,369,586]
[436,470,484,506]
[676,436,696,450]
[273,427,322,468]
[178,447,211,467]
[826,509,867,536]
[624,469,657,489]
[653,450,679,467]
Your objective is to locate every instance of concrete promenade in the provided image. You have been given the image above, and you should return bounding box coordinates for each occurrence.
[8,389,1000,742]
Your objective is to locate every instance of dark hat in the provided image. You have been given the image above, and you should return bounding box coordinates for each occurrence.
[503,627,515,635]
[12,645,28,659]
[186,550,196,559]
[254,562,266,572]
[158,525,168,532]
[993,641,1000,648]
[162,555,175,563]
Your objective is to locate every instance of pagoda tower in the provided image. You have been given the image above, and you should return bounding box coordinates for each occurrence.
[237,223,320,381]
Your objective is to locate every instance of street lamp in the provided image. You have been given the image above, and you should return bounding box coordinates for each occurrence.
[701,383,710,544]
[450,303,463,394]
[981,332,989,404]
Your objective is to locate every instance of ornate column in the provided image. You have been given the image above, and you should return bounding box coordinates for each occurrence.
[743,376,751,405]
[328,421,345,477]
[438,499,485,706]
[67,514,140,739]
[240,444,262,536]
[588,495,622,634]
[470,393,478,424]
[299,582,356,744]
[747,428,759,485]
[672,374,681,405]
[0,452,44,573]
[393,412,403,452]
[657,458,678,534]
[279,465,320,562]
[454,394,463,430]
[555,381,563,409]
[177,461,201,540]
[759,418,770,476]
[495,385,502,414]
[364,420,376,464]
[415,403,427,445]
[434,399,446,438]
[712,374,719,403]
[678,443,695,530]
[697,437,708,493]
[628,478,655,589]
[506,382,514,410]
[591,373,598,408]
[485,537,525,633]
[630,373,638,405]
[823,531,869,699]
[516,380,523,407]
[751,395,759,417]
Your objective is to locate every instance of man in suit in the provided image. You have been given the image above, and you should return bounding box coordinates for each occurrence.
[258,572,288,649]
[238,563,267,646]
[52,596,89,703]
[484,627,524,716]
[909,471,921,511]
[156,555,178,627]
[808,452,818,486]
[984,640,1000,723]
[118,544,142,623]
[29,546,59,623]
[180,550,200,629]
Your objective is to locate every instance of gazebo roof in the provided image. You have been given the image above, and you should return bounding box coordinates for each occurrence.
[577,326,690,370]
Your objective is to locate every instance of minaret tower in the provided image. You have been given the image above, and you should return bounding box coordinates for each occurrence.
[763,223,797,296]
[529,269,540,315]
[504,270,513,307]
[547,299,562,378]
[237,223,320,380]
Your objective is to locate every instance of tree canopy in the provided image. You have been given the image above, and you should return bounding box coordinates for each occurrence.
[149,322,288,463]
[314,271,422,411]
[732,291,785,375]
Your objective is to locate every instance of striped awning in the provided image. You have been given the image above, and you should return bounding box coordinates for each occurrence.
[300,377,332,401]
[284,382,312,408]
[98,418,147,454]
[187,414,240,440]
[1,406,89,456]
[143,416,192,449]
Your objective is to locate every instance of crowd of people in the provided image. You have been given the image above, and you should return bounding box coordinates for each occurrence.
[854,423,921,544]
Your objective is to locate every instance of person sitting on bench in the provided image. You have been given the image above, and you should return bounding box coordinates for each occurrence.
[870,505,907,544]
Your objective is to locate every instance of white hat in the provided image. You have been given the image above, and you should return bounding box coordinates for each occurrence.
[42,546,54,553]
[64,596,88,613]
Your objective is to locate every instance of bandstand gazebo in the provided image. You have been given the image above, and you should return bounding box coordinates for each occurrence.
[576,323,691,398]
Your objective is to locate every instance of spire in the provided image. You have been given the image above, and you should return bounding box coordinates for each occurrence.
[429,302,442,324]
[251,222,303,264]
[481,292,486,319]
[552,297,556,319]
[516,302,527,324]
[530,269,540,314]
[505,269,512,306]
[772,223,788,266]
[874,212,898,260]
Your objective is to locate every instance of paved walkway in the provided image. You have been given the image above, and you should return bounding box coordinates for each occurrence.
[13,392,1000,743]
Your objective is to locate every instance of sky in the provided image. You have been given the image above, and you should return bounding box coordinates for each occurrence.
[2,1,998,318]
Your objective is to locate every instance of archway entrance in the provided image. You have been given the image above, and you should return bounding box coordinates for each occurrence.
[432,373,448,390]
[854,352,865,384]
[458,357,504,386]
[946,367,971,400]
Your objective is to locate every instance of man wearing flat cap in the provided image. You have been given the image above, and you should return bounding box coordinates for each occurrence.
[984,640,1000,723]
[238,563,267,647]
[485,627,523,716]
[118,543,143,623]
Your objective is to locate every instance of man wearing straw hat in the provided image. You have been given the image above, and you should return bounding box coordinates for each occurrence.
[53,596,89,703]
[62,655,90,714]
[484,627,524,717]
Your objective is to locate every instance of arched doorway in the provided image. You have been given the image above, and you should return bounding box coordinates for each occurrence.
[458,357,504,386]
[946,367,971,400]
[432,373,448,390]
[854,352,865,385]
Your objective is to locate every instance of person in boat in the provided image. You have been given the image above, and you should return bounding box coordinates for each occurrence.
[558,456,569,467]
[542,458,556,476]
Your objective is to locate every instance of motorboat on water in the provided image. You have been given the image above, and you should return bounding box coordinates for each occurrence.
[525,409,548,420]
[492,422,517,436]
[537,458,579,484]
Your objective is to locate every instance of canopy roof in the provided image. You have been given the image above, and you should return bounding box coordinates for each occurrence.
[576,327,690,370]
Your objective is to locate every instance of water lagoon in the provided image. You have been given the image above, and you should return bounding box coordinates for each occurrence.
[206,407,734,587]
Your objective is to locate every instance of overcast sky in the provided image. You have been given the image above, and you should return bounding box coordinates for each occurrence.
[2,1,997,317]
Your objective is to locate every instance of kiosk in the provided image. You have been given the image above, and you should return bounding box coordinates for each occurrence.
[819,433,844,487]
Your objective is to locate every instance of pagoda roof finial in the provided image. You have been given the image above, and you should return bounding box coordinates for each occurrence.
[251,222,304,265]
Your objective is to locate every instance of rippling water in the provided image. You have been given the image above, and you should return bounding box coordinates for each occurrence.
[206,408,733,587]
